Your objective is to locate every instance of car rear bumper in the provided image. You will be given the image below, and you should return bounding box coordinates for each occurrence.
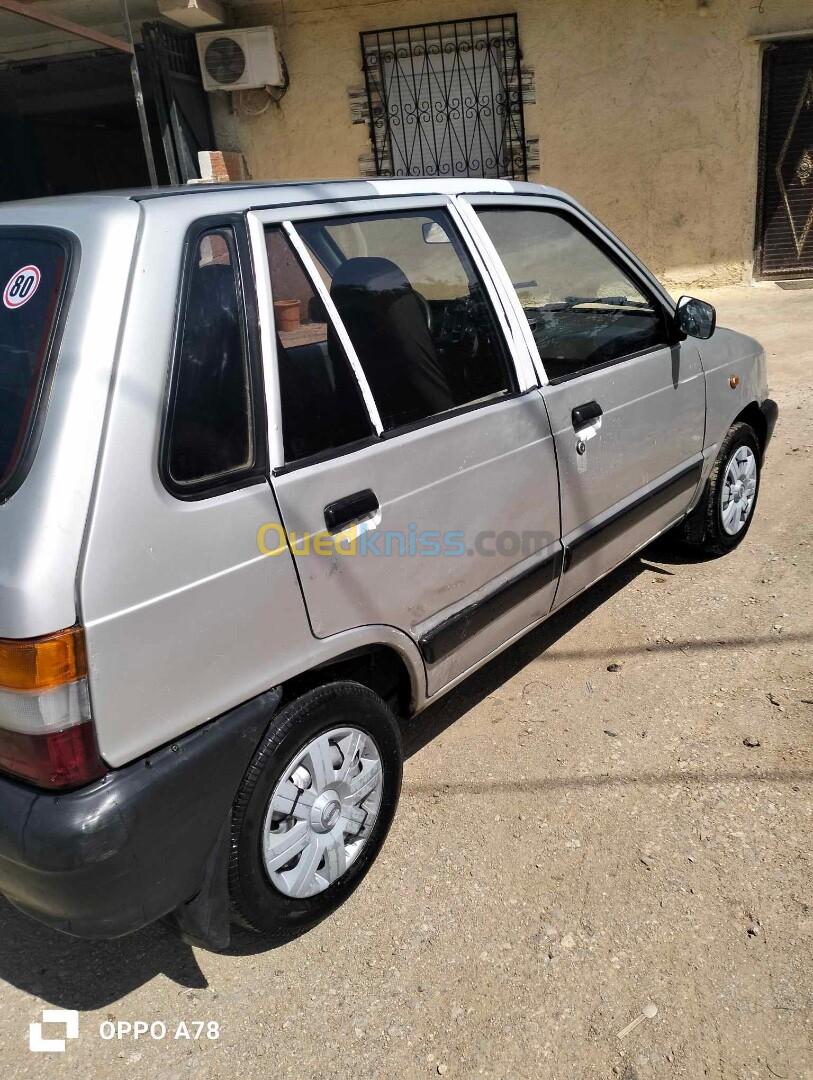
[0,689,278,939]
[760,398,778,452]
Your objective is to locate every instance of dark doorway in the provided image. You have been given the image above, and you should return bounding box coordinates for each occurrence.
[0,23,214,201]
[0,48,168,200]
[755,38,813,280]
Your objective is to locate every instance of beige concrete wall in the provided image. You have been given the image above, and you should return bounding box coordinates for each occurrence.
[214,0,813,288]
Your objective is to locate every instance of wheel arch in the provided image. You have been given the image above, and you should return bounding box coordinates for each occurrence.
[733,401,768,455]
[280,640,420,718]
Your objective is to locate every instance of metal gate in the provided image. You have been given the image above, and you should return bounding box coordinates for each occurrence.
[141,21,214,185]
[755,38,813,279]
[360,14,527,180]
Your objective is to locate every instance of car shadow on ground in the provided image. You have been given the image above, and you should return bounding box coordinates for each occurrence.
[0,539,801,1007]
[0,550,657,1006]
[0,899,208,1009]
[403,551,651,758]
[404,535,811,758]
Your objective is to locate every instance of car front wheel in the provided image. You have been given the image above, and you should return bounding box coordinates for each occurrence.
[682,421,762,555]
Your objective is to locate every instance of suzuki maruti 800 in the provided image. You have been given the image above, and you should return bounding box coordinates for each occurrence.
[0,180,776,948]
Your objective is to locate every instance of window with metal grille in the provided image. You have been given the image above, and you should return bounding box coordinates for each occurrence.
[360,14,528,180]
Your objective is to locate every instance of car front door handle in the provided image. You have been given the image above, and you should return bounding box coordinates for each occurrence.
[572,401,603,430]
[324,489,379,533]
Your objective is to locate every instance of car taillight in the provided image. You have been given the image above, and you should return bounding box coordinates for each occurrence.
[0,627,106,789]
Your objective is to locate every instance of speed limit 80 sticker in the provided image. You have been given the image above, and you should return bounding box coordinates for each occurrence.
[3,265,41,310]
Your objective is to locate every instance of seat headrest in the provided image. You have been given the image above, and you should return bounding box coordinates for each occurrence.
[330,256,413,297]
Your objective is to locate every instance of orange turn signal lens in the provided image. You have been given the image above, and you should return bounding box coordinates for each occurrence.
[0,627,87,693]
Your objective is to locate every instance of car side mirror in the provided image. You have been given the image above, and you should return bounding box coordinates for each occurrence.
[675,295,716,340]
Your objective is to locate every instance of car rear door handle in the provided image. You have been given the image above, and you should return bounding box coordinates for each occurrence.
[572,401,603,429]
[324,489,379,533]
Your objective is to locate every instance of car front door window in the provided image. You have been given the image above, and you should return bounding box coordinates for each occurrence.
[476,208,667,382]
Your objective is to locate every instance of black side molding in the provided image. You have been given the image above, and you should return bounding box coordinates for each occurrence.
[563,460,703,573]
[419,548,563,665]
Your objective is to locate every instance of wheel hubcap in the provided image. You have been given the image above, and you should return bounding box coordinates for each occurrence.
[262,727,383,898]
[720,445,757,536]
[311,792,342,833]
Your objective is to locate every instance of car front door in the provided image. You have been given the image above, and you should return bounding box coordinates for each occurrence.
[248,196,562,696]
[461,195,706,606]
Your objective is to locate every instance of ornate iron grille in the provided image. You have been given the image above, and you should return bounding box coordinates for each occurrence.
[360,14,528,180]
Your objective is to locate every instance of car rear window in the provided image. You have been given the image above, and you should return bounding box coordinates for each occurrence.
[0,232,70,500]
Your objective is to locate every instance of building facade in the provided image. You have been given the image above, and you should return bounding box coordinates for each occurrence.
[207,0,812,288]
[1,0,812,286]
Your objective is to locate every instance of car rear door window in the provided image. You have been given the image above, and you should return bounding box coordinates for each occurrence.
[265,227,374,464]
[477,208,667,381]
[0,232,70,499]
[164,226,259,493]
[295,209,515,432]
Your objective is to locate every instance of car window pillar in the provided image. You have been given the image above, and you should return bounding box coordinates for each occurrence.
[282,222,384,438]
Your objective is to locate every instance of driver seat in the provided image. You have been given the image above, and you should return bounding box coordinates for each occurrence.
[329,256,453,429]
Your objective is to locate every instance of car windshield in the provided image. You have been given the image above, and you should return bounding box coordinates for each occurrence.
[0,233,69,498]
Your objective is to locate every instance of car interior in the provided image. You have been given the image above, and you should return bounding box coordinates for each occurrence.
[276,212,513,440]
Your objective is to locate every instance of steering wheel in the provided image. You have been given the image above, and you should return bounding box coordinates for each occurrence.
[447,296,480,359]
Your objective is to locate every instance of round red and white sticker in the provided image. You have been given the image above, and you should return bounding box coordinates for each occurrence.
[3,265,41,310]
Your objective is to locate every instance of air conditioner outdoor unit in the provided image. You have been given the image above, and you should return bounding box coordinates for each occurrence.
[196,27,283,91]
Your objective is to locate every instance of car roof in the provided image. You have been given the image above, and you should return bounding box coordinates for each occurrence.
[2,177,568,214]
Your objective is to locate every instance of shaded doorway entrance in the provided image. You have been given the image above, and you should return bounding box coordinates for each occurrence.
[756,38,813,280]
[0,49,163,200]
[0,23,212,200]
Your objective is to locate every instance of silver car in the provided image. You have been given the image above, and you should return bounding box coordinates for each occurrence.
[0,180,776,948]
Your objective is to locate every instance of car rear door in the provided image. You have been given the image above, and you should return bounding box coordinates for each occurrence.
[459,194,706,607]
[248,195,562,695]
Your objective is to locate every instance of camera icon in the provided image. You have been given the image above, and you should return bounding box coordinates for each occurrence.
[29,1009,79,1053]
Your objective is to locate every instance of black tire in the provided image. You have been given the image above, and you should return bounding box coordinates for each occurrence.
[229,681,402,940]
[680,422,761,555]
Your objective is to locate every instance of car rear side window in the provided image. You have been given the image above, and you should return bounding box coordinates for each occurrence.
[265,227,374,464]
[0,232,70,500]
[164,225,260,494]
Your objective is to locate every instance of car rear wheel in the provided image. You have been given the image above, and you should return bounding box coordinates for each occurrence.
[229,681,402,940]
[681,421,761,555]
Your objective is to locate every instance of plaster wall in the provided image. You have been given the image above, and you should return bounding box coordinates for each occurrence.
[213,0,813,287]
